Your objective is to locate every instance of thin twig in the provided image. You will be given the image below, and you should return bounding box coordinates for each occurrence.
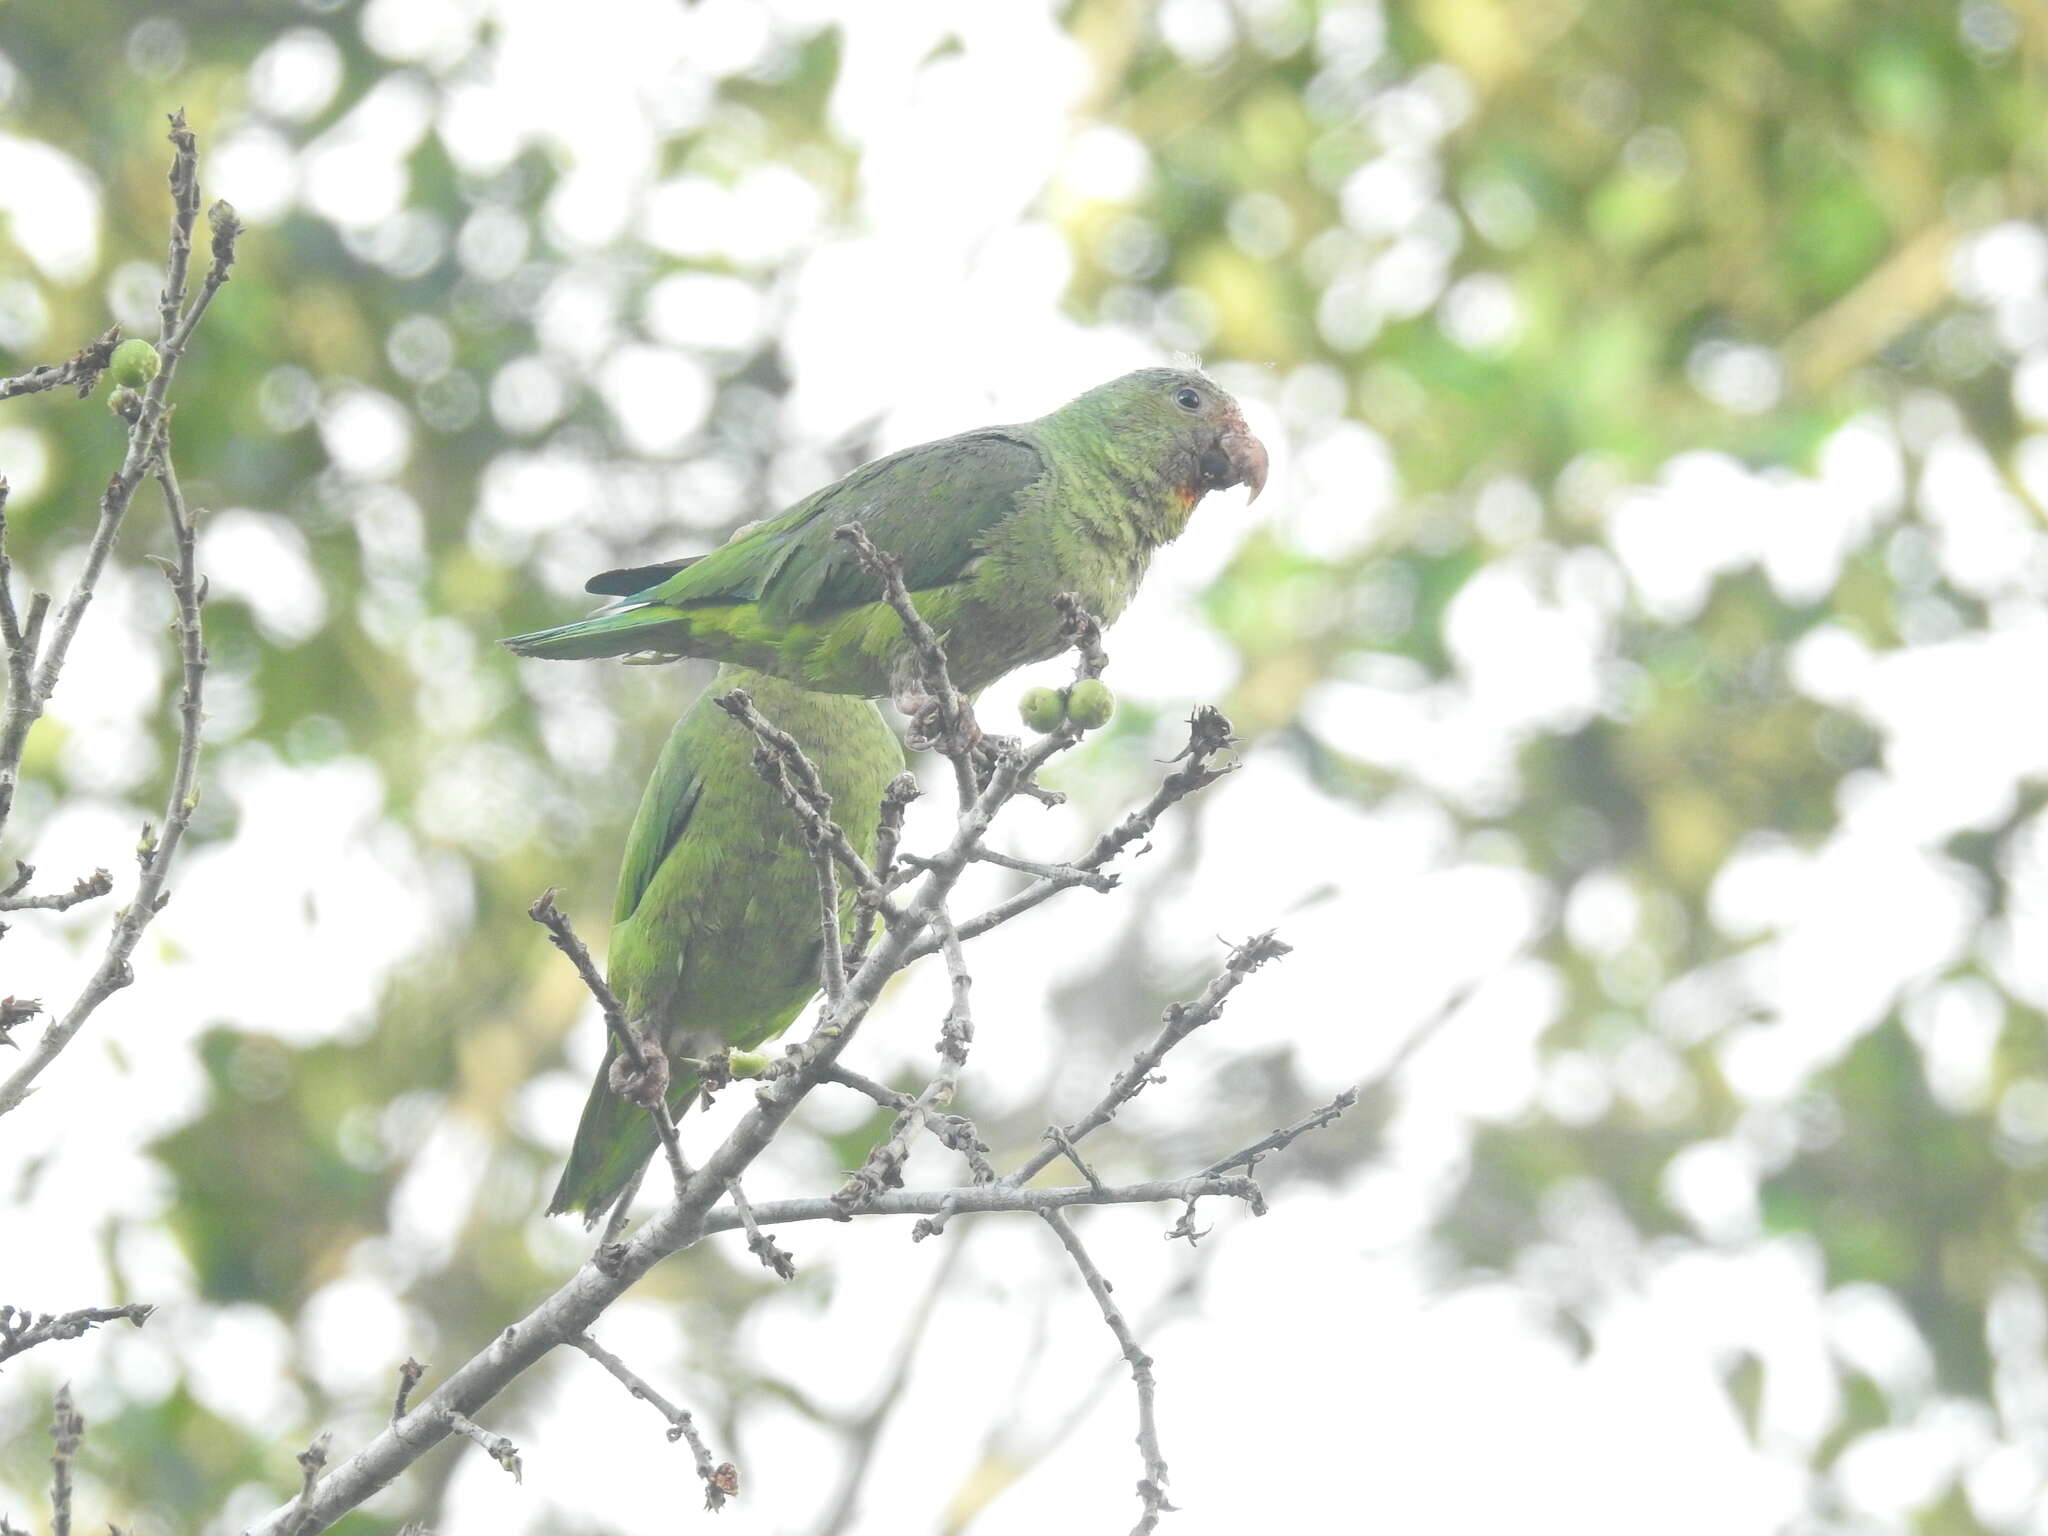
[712,687,885,896]
[726,1178,797,1279]
[1199,1088,1360,1176]
[847,771,919,966]
[391,1359,426,1424]
[0,480,29,728]
[1004,931,1291,1190]
[5,115,218,814]
[287,1434,331,1536]
[1046,1125,1107,1193]
[442,1410,521,1483]
[0,438,213,1117]
[0,327,121,403]
[0,867,113,914]
[832,523,977,805]
[158,111,200,341]
[818,1063,915,1111]
[834,916,988,1212]
[0,117,234,1114]
[714,688,873,1004]
[942,706,1238,951]
[49,1385,81,1536]
[0,997,40,1045]
[527,890,642,1070]
[724,1173,1267,1240]
[970,846,1118,891]
[938,1276,1199,1536]
[165,198,243,353]
[527,890,690,1199]
[0,1303,153,1367]
[1041,1211,1173,1535]
[597,1158,652,1248]
[568,1333,734,1511]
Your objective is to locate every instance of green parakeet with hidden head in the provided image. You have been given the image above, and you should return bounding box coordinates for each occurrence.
[502,367,1267,719]
[549,663,906,1222]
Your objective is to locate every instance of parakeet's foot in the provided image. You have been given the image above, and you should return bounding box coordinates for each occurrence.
[900,691,984,757]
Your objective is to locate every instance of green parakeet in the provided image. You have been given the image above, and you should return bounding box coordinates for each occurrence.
[502,368,1267,714]
[549,664,906,1221]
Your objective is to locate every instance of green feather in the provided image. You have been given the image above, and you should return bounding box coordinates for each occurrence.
[502,603,693,662]
[549,665,905,1221]
[504,368,1265,700]
[643,432,1045,624]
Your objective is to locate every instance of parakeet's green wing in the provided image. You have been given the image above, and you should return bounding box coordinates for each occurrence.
[549,735,711,1221]
[627,430,1047,625]
[612,758,704,928]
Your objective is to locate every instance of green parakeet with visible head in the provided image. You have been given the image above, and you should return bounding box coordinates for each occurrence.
[502,368,1267,714]
[549,664,906,1222]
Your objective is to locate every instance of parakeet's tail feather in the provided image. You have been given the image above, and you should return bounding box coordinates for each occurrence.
[586,555,701,597]
[503,604,687,660]
[548,1067,699,1224]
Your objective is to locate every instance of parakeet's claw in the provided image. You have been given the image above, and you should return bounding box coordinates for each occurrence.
[606,1028,671,1109]
[901,692,984,758]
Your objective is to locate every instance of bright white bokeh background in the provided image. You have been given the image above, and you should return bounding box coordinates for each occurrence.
[5,1,2048,1533]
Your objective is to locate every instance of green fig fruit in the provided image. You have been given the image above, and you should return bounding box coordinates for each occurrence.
[1065,678,1115,730]
[1018,686,1065,734]
[108,338,161,388]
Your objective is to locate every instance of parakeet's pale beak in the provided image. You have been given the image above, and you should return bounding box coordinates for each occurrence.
[1204,425,1269,503]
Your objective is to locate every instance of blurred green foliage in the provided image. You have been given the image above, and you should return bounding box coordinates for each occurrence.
[3,0,2047,1530]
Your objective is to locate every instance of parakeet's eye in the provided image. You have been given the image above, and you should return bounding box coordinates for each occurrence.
[1174,387,1202,410]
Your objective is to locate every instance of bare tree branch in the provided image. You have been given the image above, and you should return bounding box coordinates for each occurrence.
[0,114,233,842]
[0,439,214,1116]
[288,1433,332,1536]
[0,865,113,914]
[942,705,1238,950]
[441,1410,521,1483]
[717,1172,1267,1238]
[391,1359,426,1424]
[848,771,919,966]
[569,1333,734,1511]
[527,890,690,1200]
[831,522,976,801]
[0,327,122,403]
[1007,932,1290,1192]
[50,1384,81,1536]
[0,114,236,1117]
[818,1063,915,1111]
[0,1303,153,1367]
[1200,1087,1361,1176]
[713,686,888,899]
[725,1177,798,1280]
[835,916,988,1212]
[1041,1212,1172,1535]
[240,601,1303,1534]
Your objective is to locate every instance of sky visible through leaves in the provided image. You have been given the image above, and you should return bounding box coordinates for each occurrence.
[3,1,2048,1532]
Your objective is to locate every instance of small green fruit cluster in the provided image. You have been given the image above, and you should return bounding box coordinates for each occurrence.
[1017,678,1117,734]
